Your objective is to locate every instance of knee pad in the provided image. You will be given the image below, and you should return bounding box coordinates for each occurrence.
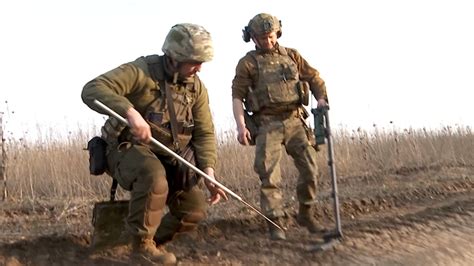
[178,210,206,233]
[145,177,168,227]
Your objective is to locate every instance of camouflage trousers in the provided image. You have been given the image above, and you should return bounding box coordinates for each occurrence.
[254,114,319,218]
[107,142,208,241]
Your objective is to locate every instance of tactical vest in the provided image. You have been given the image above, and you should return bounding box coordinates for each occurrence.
[101,55,198,154]
[244,46,307,113]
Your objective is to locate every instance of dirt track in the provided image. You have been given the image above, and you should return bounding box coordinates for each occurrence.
[1,166,473,265]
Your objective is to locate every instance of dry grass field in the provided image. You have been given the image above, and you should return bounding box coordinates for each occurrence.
[1,123,473,265]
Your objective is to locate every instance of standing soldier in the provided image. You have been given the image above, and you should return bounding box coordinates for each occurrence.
[232,13,328,240]
[82,23,228,264]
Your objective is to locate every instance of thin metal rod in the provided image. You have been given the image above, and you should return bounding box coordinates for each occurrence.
[93,99,284,231]
[324,109,343,237]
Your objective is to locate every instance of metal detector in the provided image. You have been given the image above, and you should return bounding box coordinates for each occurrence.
[310,106,343,251]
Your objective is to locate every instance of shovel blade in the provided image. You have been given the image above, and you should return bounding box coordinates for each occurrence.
[91,200,129,250]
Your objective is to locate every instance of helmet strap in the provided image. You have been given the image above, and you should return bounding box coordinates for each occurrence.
[165,55,180,70]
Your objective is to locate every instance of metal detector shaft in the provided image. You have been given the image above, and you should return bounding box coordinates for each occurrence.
[323,109,343,238]
[93,99,283,231]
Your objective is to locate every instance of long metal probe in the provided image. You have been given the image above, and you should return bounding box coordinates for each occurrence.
[93,99,284,231]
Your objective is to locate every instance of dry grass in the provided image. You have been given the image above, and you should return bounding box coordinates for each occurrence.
[334,125,473,177]
[1,123,473,204]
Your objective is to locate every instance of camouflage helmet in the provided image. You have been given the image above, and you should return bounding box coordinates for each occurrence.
[246,13,282,39]
[162,23,214,62]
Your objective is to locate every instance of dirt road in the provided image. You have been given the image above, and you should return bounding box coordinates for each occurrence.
[1,166,473,265]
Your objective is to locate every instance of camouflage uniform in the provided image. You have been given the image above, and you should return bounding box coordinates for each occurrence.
[82,23,216,263]
[232,14,328,232]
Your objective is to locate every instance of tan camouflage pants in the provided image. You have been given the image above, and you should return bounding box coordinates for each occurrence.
[254,114,319,218]
[107,142,208,240]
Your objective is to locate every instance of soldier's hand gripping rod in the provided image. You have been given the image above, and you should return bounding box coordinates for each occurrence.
[93,99,284,231]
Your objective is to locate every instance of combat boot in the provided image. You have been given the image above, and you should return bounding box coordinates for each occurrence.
[297,204,325,233]
[268,217,286,240]
[131,236,177,265]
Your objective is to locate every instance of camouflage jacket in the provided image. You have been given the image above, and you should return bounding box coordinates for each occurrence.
[81,55,217,170]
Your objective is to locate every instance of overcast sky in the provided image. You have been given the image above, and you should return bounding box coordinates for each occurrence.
[1,0,473,139]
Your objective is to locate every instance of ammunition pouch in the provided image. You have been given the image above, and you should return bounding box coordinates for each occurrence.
[243,111,258,146]
[87,136,108,175]
[297,81,310,106]
[298,108,317,149]
[147,117,194,152]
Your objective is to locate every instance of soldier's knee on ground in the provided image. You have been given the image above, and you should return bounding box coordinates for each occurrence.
[178,210,206,232]
[154,210,206,245]
[154,213,180,245]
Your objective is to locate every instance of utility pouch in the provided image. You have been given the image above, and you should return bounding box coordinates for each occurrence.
[298,108,317,150]
[172,144,199,191]
[305,123,318,150]
[243,111,258,146]
[87,136,108,175]
[297,81,310,106]
[244,87,261,112]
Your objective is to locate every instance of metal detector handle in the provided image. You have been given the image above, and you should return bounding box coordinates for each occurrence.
[311,107,327,146]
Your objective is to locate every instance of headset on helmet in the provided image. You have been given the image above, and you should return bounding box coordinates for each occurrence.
[242,13,282,43]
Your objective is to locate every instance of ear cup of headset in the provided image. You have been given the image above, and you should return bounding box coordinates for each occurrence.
[242,26,251,42]
[277,20,282,38]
